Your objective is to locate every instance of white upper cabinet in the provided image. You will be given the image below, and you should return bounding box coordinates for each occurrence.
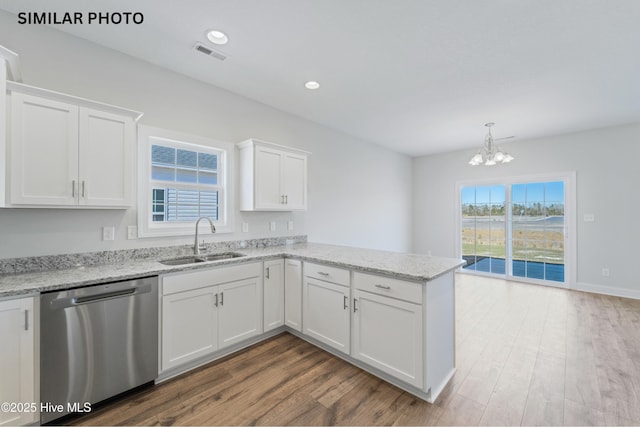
[78,108,134,206]
[5,82,141,208]
[10,94,79,206]
[237,139,309,211]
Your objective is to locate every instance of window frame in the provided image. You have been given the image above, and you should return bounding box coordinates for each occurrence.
[455,172,576,289]
[137,125,234,237]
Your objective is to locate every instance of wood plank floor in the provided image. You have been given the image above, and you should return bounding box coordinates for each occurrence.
[68,274,640,426]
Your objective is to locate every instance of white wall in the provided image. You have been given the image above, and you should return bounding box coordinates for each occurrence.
[413,123,640,298]
[0,10,413,258]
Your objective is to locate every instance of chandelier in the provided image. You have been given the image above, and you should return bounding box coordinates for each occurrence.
[468,122,514,166]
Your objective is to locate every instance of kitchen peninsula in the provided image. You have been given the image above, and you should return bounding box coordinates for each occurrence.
[0,240,464,424]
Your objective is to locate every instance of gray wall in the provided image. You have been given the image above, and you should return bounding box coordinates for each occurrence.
[413,123,640,298]
[0,10,413,258]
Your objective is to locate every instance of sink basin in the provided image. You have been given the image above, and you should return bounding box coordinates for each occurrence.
[201,252,246,261]
[159,256,207,266]
[159,252,245,266]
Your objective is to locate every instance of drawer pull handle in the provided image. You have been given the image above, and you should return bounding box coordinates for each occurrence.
[317,272,330,276]
[375,284,391,290]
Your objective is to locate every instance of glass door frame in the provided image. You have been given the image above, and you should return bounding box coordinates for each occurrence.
[455,172,576,289]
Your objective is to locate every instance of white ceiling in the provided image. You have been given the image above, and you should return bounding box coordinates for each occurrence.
[1,0,639,157]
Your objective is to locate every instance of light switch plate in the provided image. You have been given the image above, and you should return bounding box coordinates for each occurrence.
[127,226,137,240]
[102,226,115,241]
[270,221,276,231]
[242,222,249,233]
[287,220,294,231]
[584,213,595,222]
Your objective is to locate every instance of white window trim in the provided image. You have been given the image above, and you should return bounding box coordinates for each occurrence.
[455,171,576,290]
[137,125,234,237]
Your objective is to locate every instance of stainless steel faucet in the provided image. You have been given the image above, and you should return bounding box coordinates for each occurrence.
[194,217,216,255]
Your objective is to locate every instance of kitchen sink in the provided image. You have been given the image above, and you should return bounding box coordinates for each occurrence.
[201,252,246,261]
[159,252,245,266]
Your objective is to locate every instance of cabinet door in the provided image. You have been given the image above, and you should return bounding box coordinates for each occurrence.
[219,277,263,349]
[303,278,350,354]
[0,297,37,426]
[282,153,307,210]
[161,286,218,372]
[254,146,284,209]
[79,108,134,207]
[263,259,285,332]
[10,92,79,206]
[352,289,423,388]
[284,259,302,331]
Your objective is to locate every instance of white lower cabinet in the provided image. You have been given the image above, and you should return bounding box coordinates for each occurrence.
[219,277,263,347]
[263,259,285,332]
[160,263,263,373]
[284,259,302,331]
[302,268,351,354]
[352,289,423,388]
[0,296,38,426]
[162,286,219,371]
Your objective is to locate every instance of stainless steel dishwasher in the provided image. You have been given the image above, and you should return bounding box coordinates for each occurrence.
[40,276,158,424]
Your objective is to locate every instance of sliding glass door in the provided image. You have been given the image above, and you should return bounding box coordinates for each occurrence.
[460,176,571,287]
[461,185,506,274]
[510,181,565,282]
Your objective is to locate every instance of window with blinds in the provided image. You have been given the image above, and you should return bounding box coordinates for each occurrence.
[150,143,223,223]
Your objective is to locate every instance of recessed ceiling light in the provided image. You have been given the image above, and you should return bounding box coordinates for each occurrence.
[206,30,228,45]
[305,81,320,90]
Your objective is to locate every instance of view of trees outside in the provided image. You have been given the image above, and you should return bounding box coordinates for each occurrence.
[461,181,565,282]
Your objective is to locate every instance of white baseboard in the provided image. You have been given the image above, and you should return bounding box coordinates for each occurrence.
[575,281,640,300]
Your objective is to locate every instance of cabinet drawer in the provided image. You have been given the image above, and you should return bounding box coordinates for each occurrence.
[303,262,350,287]
[162,262,262,295]
[353,272,422,304]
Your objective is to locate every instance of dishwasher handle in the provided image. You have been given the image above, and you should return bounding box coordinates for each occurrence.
[73,288,136,304]
[49,283,152,309]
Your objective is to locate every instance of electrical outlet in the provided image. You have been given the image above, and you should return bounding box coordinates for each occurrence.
[102,226,115,241]
[127,225,137,240]
[584,213,595,222]
[269,221,276,231]
[287,220,294,231]
[242,222,249,233]
[602,268,610,277]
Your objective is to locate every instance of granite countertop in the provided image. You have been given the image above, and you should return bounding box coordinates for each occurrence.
[0,242,465,298]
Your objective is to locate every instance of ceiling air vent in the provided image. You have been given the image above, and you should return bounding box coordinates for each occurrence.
[193,43,227,61]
